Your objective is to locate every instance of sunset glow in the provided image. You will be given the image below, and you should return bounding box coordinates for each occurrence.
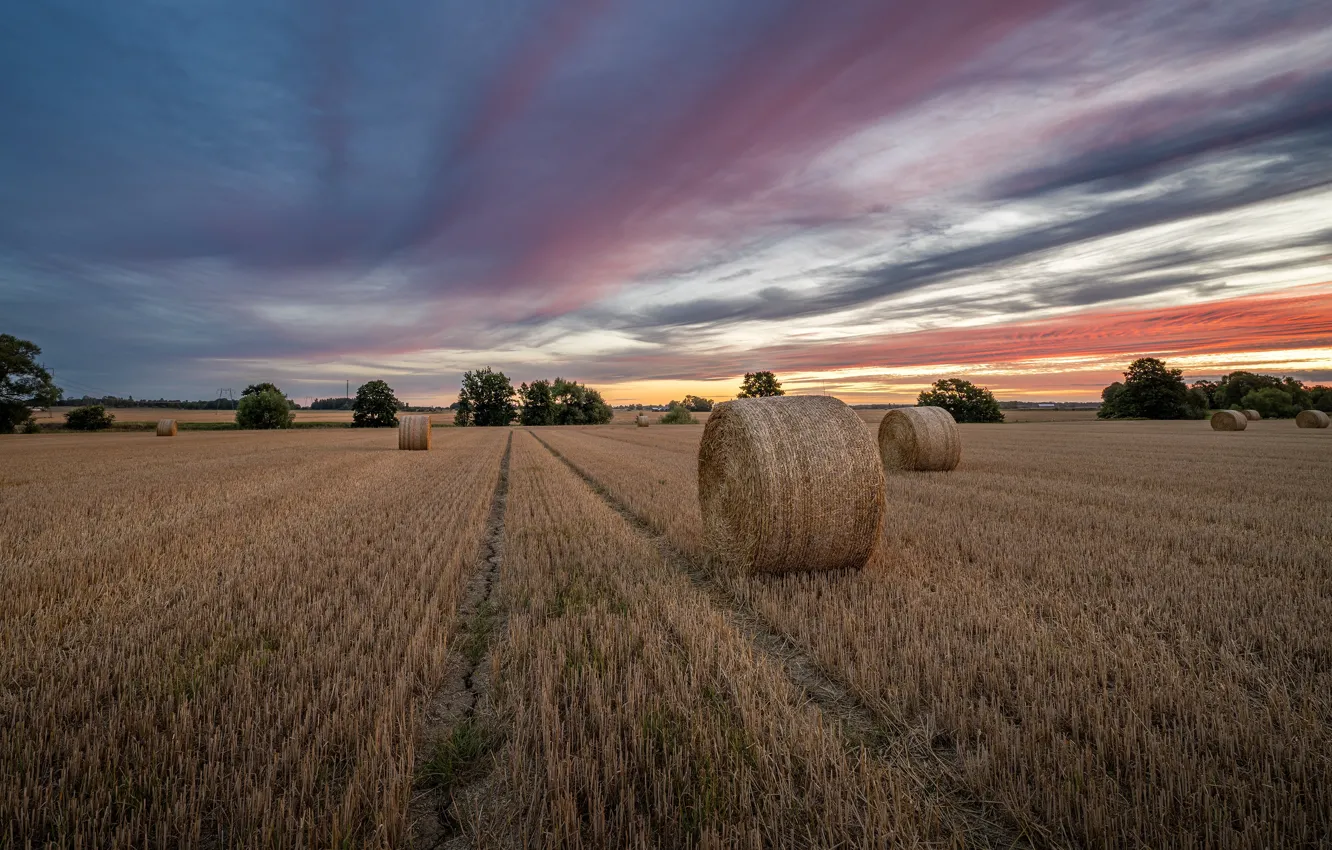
[2,1,1331,402]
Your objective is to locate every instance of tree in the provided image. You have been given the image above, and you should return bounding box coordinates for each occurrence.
[1212,371,1281,410]
[681,394,714,412]
[1,334,61,433]
[661,402,695,424]
[551,378,613,425]
[352,380,402,427]
[455,368,517,427]
[518,380,556,426]
[1240,387,1300,419]
[1097,358,1192,419]
[737,371,784,398]
[1309,385,1332,413]
[235,389,294,429]
[65,404,114,431]
[242,382,283,397]
[918,378,1004,423]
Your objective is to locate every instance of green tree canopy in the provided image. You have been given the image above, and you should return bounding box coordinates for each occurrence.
[660,402,695,424]
[65,404,114,431]
[235,389,294,429]
[518,380,556,426]
[1098,358,1196,419]
[352,380,402,427]
[737,371,784,398]
[1240,387,1300,419]
[455,368,517,426]
[680,394,714,412]
[918,378,1004,423]
[242,382,283,397]
[551,378,613,425]
[1,334,61,433]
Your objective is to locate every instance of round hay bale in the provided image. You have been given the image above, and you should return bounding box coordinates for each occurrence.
[155,419,177,437]
[636,414,650,427]
[698,395,885,575]
[878,406,960,472]
[398,415,432,450]
[1210,410,1248,431]
[1243,409,1261,421]
[1296,409,1330,429]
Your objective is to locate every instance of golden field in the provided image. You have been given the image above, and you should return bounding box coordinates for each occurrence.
[1,417,1328,848]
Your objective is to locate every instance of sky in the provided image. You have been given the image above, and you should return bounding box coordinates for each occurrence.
[2,0,1330,405]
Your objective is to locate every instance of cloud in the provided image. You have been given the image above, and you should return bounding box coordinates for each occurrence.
[2,0,1332,399]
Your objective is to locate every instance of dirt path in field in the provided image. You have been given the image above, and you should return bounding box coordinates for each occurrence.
[531,431,1050,850]
[410,433,512,850]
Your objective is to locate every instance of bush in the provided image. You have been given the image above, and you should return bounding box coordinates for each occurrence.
[918,378,1004,423]
[65,404,115,431]
[660,403,695,424]
[1240,387,1300,419]
[352,380,402,427]
[235,390,294,429]
[21,418,41,434]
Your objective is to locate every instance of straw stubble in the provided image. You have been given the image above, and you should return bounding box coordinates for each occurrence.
[697,395,884,575]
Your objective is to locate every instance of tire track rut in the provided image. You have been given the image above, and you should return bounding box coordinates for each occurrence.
[529,430,1053,850]
[410,433,511,850]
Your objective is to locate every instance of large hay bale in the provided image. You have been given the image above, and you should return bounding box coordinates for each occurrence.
[1296,409,1330,429]
[155,419,177,437]
[1243,409,1262,421]
[398,415,432,450]
[1210,410,1248,431]
[878,406,960,472]
[698,395,885,575]
[636,414,649,428]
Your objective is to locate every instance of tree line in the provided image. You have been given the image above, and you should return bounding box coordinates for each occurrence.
[1099,358,1332,420]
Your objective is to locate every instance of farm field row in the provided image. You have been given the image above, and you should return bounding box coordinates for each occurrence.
[538,420,1332,849]
[2,420,1328,848]
[1,429,507,848]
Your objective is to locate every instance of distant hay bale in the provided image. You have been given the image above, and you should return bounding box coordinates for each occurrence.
[155,419,177,437]
[1210,410,1248,431]
[398,415,432,450]
[698,395,885,576]
[1243,409,1262,421]
[1296,409,1330,429]
[636,414,649,427]
[877,406,960,472]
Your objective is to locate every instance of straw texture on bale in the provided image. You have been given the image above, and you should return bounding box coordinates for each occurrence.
[1296,409,1330,429]
[877,406,961,472]
[155,419,177,437]
[636,414,650,428]
[1210,410,1248,431]
[698,395,885,576]
[1243,409,1262,421]
[398,415,432,450]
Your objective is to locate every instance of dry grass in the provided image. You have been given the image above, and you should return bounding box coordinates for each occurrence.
[543,420,1332,849]
[699,396,884,575]
[1,429,506,848]
[459,432,983,848]
[5,418,1329,848]
[878,406,961,472]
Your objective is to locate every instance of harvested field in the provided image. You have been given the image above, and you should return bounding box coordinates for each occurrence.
[2,419,1329,848]
[539,419,1332,849]
[1,429,506,848]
